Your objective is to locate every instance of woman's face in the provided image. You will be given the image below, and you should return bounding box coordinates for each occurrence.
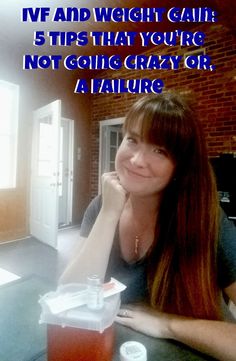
[115,127,176,197]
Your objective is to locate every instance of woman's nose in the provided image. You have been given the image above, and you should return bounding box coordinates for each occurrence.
[130,150,147,167]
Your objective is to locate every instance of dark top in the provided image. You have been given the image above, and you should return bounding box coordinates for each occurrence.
[80,195,236,304]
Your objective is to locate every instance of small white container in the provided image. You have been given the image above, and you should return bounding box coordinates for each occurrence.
[120,341,147,361]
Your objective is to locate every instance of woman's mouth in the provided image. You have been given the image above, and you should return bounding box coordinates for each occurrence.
[124,167,150,179]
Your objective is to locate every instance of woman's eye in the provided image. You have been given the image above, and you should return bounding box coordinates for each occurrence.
[153,147,167,156]
[126,136,136,143]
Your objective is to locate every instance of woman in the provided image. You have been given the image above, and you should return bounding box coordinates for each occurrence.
[60,92,236,360]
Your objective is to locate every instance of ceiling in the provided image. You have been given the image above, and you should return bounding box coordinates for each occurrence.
[0,0,235,78]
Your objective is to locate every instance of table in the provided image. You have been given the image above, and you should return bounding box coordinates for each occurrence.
[113,324,216,361]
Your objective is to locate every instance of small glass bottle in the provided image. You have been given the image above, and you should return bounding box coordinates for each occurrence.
[87,275,104,310]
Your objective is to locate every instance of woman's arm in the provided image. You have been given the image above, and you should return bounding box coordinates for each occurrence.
[59,172,127,284]
[169,314,236,361]
[116,288,236,361]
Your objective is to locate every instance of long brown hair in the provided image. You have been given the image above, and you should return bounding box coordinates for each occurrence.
[124,92,222,320]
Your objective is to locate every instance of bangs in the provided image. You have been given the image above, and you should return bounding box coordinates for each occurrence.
[123,93,196,162]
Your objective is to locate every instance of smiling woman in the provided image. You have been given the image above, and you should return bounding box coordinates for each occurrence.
[60,91,236,361]
[115,130,175,197]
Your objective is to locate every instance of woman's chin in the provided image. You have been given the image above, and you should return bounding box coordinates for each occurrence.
[119,178,144,194]
[118,176,133,192]
[118,172,150,195]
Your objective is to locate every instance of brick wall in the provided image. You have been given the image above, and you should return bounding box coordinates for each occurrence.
[90,23,236,197]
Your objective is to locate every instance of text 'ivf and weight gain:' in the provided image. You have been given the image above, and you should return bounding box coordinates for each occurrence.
[21,7,217,23]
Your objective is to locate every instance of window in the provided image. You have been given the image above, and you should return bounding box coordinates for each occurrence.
[183,48,206,68]
[0,80,19,188]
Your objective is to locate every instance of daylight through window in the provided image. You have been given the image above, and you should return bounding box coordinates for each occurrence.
[0,80,19,188]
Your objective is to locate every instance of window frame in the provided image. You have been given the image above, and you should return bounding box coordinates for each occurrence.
[0,79,19,189]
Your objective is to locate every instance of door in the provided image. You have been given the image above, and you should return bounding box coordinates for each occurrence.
[58,118,74,228]
[30,100,61,248]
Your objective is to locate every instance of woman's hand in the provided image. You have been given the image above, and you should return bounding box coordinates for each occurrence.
[116,303,236,361]
[116,304,172,339]
[101,172,128,217]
